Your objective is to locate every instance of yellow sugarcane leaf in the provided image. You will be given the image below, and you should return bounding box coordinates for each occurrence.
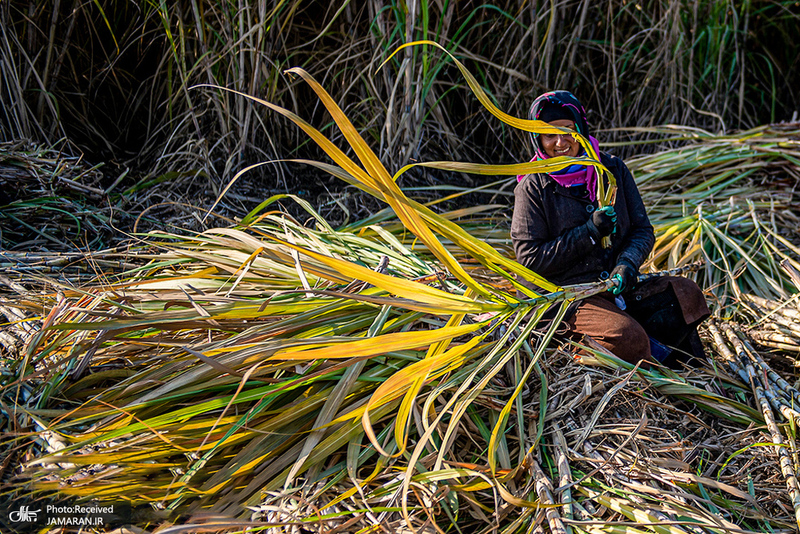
[393,158,609,181]
[285,67,493,298]
[265,322,481,363]
[358,336,482,456]
[267,234,503,313]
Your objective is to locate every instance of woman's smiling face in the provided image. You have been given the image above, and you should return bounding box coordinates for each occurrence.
[540,119,580,158]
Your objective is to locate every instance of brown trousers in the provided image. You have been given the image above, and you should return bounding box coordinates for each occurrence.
[565,276,710,366]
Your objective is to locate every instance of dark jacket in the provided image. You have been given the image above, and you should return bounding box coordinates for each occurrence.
[511,152,654,289]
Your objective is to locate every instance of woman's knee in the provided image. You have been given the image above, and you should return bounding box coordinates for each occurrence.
[594,314,651,364]
[569,298,652,365]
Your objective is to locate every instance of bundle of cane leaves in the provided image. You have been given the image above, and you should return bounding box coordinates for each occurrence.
[624,124,800,230]
[610,125,800,308]
[9,202,551,516]
[641,198,800,310]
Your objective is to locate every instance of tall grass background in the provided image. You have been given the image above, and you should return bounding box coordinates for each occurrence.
[2,0,799,202]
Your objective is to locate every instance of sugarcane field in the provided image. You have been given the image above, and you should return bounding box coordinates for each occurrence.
[3,2,800,534]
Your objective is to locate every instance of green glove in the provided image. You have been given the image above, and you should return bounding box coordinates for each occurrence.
[608,260,637,295]
[586,205,617,239]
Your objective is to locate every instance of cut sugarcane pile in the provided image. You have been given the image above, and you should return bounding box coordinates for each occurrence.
[743,294,800,355]
[1,237,799,534]
[708,316,800,528]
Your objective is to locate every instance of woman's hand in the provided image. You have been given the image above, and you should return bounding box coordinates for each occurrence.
[586,205,617,239]
[608,260,637,295]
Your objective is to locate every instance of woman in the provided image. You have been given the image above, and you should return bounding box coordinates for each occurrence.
[511,91,709,367]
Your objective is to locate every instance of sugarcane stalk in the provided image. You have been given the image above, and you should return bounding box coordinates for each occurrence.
[781,259,800,292]
[754,380,800,529]
[735,328,800,408]
[530,459,567,534]
[551,423,573,534]
[725,323,799,421]
[744,293,800,322]
[721,321,794,428]
[764,387,800,425]
[745,301,800,338]
[707,320,749,383]
[561,260,705,304]
[749,330,800,353]
[634,260,704,283]
[789,430,800,491]
[718,322,800,528]
[760,323,800,340]
[748,336,800,354]
[720,322,761,390]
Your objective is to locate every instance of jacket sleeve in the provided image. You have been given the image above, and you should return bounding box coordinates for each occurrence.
[511,178,596,279]
[611,159,655,270]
